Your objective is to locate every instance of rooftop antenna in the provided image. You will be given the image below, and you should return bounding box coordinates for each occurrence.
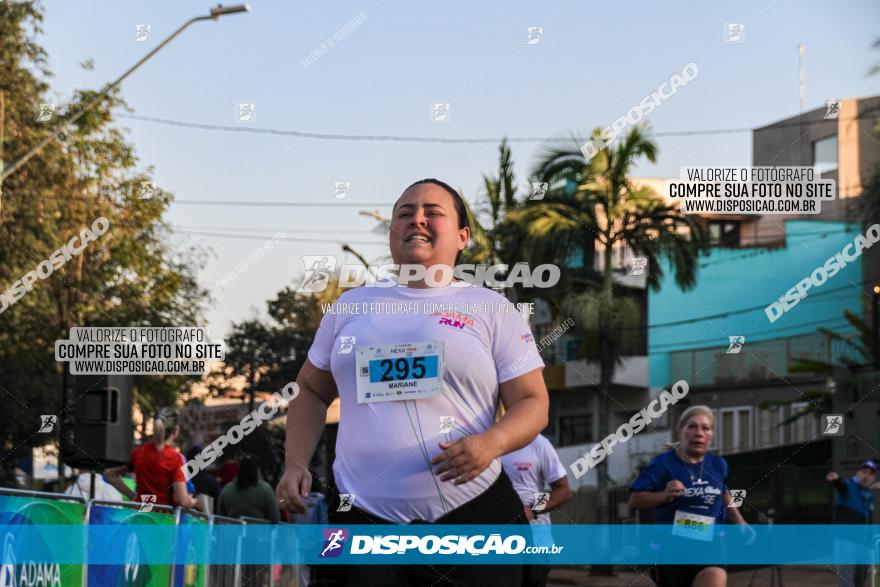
[798,43,805,113]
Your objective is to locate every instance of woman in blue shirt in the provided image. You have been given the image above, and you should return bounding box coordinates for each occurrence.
[629,405,752,587]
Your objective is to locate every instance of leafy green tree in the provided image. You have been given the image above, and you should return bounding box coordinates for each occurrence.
[219,282,345,410]
[0,2,207,483]
[511,125,706,523]
[223,320,278,412]
[212,282,343,484]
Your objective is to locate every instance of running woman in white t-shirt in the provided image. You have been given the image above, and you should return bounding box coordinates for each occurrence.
[276,178,550,587]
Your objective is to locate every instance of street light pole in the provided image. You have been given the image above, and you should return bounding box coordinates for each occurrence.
[0,4,250,203]
[47,5,249,482]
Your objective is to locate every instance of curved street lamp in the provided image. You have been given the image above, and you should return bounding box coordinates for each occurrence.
[0,4,250,212]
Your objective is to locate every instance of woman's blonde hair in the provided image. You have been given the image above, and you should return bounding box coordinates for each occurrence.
[677,405,714,435]
[153,417,166,446]
[665,405,714,450]
[152,407,178,448]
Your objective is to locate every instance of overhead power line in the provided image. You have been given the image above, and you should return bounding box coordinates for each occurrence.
[115,112,880,144]
[175,229,384,246]
[176,199,392,207]
[174,224,379,235]
[647,281,866,330]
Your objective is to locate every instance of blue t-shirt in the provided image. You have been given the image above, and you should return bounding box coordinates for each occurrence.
[630,450,729,525]
[834,476,875,523]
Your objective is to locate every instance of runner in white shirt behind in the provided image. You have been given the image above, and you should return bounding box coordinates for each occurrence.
[502,433,571,587]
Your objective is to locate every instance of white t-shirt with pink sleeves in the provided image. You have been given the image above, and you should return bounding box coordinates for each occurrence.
[500,433,567,526]
[307,281,545,523]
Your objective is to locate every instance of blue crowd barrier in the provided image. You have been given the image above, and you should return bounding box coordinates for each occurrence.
[0,489,300,586]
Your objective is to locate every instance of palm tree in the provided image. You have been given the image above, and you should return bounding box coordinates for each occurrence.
[510,125,707,524]
[474,138,520,265]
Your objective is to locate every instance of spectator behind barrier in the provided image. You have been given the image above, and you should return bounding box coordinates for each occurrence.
[216,454,280,523]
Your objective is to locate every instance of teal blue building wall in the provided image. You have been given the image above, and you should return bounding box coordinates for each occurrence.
[649,220,863,388]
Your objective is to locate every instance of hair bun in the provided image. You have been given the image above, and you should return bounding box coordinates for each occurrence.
[155,407,179,428]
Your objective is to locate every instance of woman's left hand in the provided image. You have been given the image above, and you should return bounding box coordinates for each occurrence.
[432,433,501,485]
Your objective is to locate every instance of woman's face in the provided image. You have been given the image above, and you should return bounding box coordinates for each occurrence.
[389,183,469,269]
[680,413,713,456]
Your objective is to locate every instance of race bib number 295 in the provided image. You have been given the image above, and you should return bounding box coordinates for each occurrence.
[355,341,444,404]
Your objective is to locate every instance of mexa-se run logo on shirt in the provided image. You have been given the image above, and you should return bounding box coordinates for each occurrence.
[683,483,722,505]
[433,311,475,331]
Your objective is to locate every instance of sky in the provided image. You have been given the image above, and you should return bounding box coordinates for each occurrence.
[37,0,880,337]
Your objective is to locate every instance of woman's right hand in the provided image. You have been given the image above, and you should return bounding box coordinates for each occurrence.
[663,480,685,502]
[276,466,312,514]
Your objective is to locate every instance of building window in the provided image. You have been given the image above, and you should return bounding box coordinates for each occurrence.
[565,338,581,361]
[719,407,753,453]
[708,220,741,247]
[812,135,838,174]
[674,219,693,241]
[709,409,719,450]
[558,414,592,446]
[758,405,784,448]
[789,402,818,444]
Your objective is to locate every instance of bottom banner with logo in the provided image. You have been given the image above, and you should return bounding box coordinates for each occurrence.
[2,524,878,566]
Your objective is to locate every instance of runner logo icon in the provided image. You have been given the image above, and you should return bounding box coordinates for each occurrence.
[320,529,348,558]
[138,494,157,512]
[337,336,356,354]
[729,489,747,507]
[337,494,356,512]
[822,414,844,436]
[726,336,745,354]
[38,415,57,433]
[531,492,550,511]
[298,256,337,293]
